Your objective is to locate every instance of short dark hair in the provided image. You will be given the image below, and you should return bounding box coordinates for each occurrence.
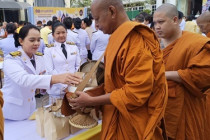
[52,22,67,35]
[52,16,57,22]
[83,17,92,27]
[135,14,144,22]
[178,11,184,19]
[63,17,72,29]
[47,20,53,26]
[144,14,152,23]
[37,20,42,25]
[18,21,25,26]
[74,18,82,29]
[14,24,40,47]
[6,23,16,34]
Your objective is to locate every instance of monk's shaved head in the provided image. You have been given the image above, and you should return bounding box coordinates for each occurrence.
[197,11,210,23]
[196,11,210,35]
[91,0,129,34]
[91,0,124,11]
[155,3,178,18]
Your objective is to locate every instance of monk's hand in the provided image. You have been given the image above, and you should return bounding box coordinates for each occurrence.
[69,91,92,110]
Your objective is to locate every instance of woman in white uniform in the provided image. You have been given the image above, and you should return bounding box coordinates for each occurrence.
[2,25,81,120]
[44,22,81,99]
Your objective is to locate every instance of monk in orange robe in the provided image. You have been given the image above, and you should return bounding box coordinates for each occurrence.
[154,4,210,140]
[69,0,168,140]
[0,91,4,140]
[197,11,210,38]
[197,11,210,139]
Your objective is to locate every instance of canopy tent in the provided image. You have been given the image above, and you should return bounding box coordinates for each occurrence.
[0,1,31,9]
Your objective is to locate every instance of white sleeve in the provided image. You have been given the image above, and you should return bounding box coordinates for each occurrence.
[3,56,52,89]
[90,33,98,54]
[85,32,90,46]
[75,47,81,71]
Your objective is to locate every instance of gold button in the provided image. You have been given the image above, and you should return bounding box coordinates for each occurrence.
[31,89,34,92]
[28,98,30,102]
[66,62,68,64]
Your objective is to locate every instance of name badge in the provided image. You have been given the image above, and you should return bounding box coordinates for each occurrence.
[71,52,77,55]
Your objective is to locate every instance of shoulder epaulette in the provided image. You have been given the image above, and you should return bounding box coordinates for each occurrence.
[66,42,75,45]
[35,52,43,56]
[48,32,52,35]
[92,31,98,34]
[46,44,54,48]
[72,30,78,34]
[10,51,21,57]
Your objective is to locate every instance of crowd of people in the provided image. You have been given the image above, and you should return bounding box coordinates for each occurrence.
[0,0,210,139]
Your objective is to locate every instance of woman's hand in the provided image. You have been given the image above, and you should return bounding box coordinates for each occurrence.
[68,91,93,110]
[51,73,82,85]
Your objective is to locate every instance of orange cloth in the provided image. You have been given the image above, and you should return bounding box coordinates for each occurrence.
[205,32,210,140]
[0,91,4,140]
[207,32,210,38]
[163,31,210,140]
[97,21,168,140]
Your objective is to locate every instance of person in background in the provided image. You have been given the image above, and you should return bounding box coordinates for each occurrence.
[0,23,18,57]
[36,20,43,30]
[16,21,24,34]
[184,15,200,33]
[73,18,90,64]
[143,14,152,27]
[2,24,81,120]
[197,11,210,37]
[89,14,96,32]
[63,17,80,48]
[134,14,145,23]
[178,11,186,30]
[81,17,93,60]
[0,22,7,38]
[0,90,3,140]
[44,22,81,101]
[90,28,109,62]
[40,20,52,45]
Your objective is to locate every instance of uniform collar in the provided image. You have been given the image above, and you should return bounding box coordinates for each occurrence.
[54,41,66,48]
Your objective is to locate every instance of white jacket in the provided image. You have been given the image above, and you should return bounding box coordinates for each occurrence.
[44,41,81,97]
[2,47,51,120]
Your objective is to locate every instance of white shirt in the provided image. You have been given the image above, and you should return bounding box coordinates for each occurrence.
[0,34,18,57]
[179,19,186,31]
[44,41,81,96]
[37,39,46,54]
[90,30,110,62]
[73,28,90,56]
[2,47,51,120]
[66,29,80,48]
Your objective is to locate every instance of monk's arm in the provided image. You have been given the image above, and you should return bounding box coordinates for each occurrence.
[165,71,182,83]
[178,46,210,97]
[89,93,111,106]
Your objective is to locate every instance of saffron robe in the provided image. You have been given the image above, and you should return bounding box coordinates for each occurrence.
[93,21,168,140]
[163,31,210,140]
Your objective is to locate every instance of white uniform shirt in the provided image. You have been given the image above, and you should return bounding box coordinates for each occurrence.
[0,34,18,57]
[66,29,80,48]
[73,28,90,56]
[48,33,54,45]
[90,30,110,62]
[37,39,46,54]
[179,19,186,31]
[44,41,81,97]
[2,47,51,120]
